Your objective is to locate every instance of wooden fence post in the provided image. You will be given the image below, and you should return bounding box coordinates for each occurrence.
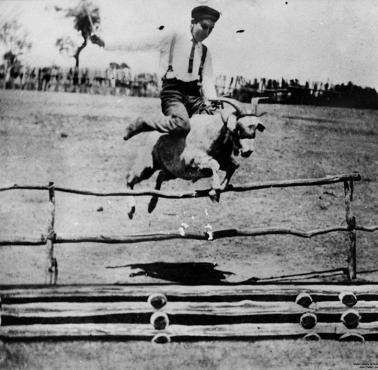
[46,182,58,285]
[344,179,357,280]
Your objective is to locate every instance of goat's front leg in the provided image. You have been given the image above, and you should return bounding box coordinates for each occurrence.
[199,158,222,202]
[220,158,240,190]
[148,170,174,213]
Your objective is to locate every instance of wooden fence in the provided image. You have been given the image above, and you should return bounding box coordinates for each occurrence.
[1,172,377,284]
[1,284,378,342]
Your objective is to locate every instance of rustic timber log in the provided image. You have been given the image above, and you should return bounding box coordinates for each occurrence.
[299,312,317,329]
[2,284,378,302]
[1,322,378,340]
[295,293,313,308]
[341,309,361,329]
[344,180,357,280]
[3,300,378,319]
[150,312,169,330]
[2,300,378,330]
[339,292,357,307]
[303,332,321,341]
[151,333,171,344]
[5,300,378,318]
[339,332,365,342]
[148,294,167,310]
[46,182,57,285]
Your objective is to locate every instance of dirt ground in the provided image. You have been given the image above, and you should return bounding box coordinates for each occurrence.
[0,90,378,369]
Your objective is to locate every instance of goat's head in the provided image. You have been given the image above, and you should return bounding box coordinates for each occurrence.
[219,97,267,157]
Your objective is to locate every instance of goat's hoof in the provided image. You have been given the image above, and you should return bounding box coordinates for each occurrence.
[148,196,158,213]
[220,183,229,191]
[209,189,220,203]
[128,206,136,219]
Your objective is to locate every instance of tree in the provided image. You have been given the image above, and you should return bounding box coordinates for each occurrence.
[55,0,101,68]
[0,20,32,82]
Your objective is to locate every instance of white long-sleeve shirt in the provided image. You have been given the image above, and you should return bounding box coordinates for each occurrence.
[104,30,217,100]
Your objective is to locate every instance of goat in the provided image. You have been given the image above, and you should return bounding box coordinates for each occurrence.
[125,97,266,219]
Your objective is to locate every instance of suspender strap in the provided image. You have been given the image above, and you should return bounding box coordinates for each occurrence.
[198,44,207,82]
[164,34,176,78]
[168,34,176,70]
[187,40,196,73]
[164,35,207,81]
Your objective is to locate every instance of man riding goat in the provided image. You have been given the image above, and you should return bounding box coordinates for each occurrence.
[90,5,221,139]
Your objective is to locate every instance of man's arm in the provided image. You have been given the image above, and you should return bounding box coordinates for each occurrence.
[90,31,172,52]
[201,50,218,100]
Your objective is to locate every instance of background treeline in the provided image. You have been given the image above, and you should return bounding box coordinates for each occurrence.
[218,75,378,110]
[1,64,378,109]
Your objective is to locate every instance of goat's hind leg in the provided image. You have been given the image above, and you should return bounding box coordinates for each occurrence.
[148,170,174,213]
[126,166,155,219]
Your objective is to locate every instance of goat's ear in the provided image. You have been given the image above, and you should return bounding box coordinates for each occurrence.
[257,123,265,132]
[227,113,238,131]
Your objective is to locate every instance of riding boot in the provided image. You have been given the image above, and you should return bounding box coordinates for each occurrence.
[123,117,154,140]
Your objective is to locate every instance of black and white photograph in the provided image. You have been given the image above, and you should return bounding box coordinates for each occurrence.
[0,0,378,368]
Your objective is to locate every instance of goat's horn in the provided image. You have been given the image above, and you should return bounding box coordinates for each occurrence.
[216,97,246,116]
[251,97,269,115]
[256,112,267,117]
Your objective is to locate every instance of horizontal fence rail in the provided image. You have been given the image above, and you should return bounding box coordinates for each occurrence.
[0,173,362,198]
[2,225,378,247]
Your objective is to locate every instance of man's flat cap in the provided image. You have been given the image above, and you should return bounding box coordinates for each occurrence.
[191,5,220,22]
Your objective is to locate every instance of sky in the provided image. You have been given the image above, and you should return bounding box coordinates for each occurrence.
[1,0,378,89]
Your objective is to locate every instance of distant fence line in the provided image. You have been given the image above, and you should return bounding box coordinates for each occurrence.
[1,65,378,108]
[0,66,160,97]
[1,172,378,284]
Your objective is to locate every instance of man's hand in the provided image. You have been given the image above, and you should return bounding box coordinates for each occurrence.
[199,99,219,115]
[90,34,105,48]
[209,99,223,110]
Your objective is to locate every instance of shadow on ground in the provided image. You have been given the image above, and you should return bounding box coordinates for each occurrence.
[107,262,234,284]
[106,262,365,284]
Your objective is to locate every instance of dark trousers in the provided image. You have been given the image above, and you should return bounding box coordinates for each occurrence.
[144,78,204,136]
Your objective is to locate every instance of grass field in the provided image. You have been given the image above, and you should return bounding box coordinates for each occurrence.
[0,90,378,369]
